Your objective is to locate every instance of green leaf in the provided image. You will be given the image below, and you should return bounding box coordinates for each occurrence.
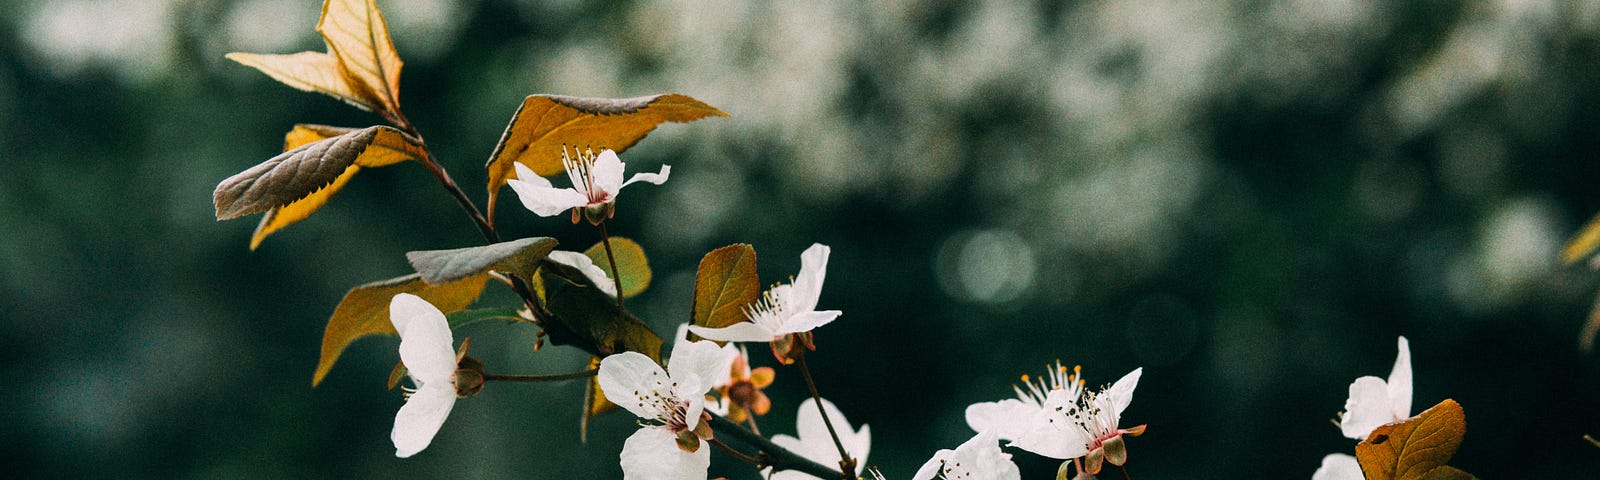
[313,273,487,386]
[482,94,728,222]
[691,244,759,332]
[214,125,420,221]
[536,260,662,361]
[1356,399,1474,480]
[407,237,559,285]
[583,237,651,299]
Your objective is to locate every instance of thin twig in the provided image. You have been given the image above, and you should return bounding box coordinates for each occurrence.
[796,349,856,479]
[393,119,499,244]
[708,438,763,465]
[481,369,598,382]
[597,221,627,311]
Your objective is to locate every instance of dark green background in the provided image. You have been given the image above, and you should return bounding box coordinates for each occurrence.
[2,0,1598,478]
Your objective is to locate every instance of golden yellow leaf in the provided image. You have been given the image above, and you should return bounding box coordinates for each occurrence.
[483,94,728,221]
[580,356,619,442]
[583,237,651,299]
[1355,399,1475,480]
[226,0,403,117]
[312,273,487,386]
[243,124,424,249]
[225,51,375,112]
[1562,212,1600,265]
[318,0,403,115]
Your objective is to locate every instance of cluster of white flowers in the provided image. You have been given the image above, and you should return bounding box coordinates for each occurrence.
[383,149,1144,479]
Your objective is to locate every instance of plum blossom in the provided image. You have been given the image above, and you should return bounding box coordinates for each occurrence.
[965,361,1085,442]
[688,243,841,362]
[767,398,871,480]
[1011,368,1145,476]
[507,147,669,224]
[598,334,733,480]
[389,293,475,458]
[912,432,1021,480]
[1339,336,1412,440]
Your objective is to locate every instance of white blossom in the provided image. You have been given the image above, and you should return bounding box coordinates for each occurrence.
[1339,337,1412,440]
[388,293,461,458]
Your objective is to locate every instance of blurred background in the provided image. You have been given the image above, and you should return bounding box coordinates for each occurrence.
[4,0,1600,478]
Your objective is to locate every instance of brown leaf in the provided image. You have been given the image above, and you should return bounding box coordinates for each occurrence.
[318,0,403,115]
[1356,399,1474,480]
[313,273,488,386]
[482,94,728,221]
[691,244,759,333]
[246,125,423,249]
[226,0,403,117]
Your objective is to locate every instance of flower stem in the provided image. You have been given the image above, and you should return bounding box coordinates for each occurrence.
[706,413,843,480]
[745,415,762,436]
[481,369,598,382]
[1120,465,1132,480]
[597,220,626,311]
[708,438,763,465]
[795,349,857,480]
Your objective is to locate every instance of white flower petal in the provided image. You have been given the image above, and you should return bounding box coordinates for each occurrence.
[1340,376,1393,440]
[621,164,671,189]
[1009,389,1088,459]
[508,178,589,217]
[1387,336,1412,421]
[1312,453,1363,480]
[598,352,670,420]
[547,250,617,298]
[767,434,818,480]
[591,149,626,196]
[390,294,456,383]
[512,162,552,187]
[620,427,710,480]
[913,448,957,480]
[1106,367,1142,417]
[687,322,777,343]
[964,399,1039,441]
[914,432,1019,480]
[775,310,842,335]
[794,398,871,468]
[789,244,831,312]
[667,338,735,397]
[392,384,457,458]
[683,391,706,432]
